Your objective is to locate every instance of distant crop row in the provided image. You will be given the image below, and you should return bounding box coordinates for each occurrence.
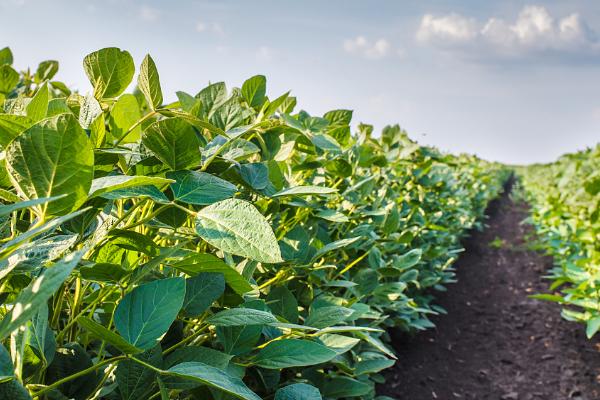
[520,146,600,339]
[0,46,507,400]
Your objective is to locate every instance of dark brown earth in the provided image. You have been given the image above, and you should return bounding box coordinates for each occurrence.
[379,182,600,400]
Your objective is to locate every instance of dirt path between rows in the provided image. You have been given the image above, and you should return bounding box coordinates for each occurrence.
[379,182,600,400]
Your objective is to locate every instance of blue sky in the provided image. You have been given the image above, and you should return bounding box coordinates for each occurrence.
[1,0,599,164]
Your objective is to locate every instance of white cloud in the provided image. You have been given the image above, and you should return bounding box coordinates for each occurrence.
[139,5,159,22]
[417,13,478,43]
[343,36,391,59]
[196,21,224,35]
[417,5,600,60]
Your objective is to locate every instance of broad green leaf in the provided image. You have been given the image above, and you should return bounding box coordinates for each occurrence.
[238,162,270,191]
[45,343,99,400]
[114,277,185,350]
[252,339,337,369]
[168,170,237,205]
[0,344,13,383]
[0,48,13,66]
[266,286,298,323]
[0,65,18,95]
[166,361,261,400]
[318,333,359,355]
[6,113,94,217]
[143,118,201,170]
[109,94,141,143]
[195,199,283,263]
[78,94,103,129]
[0,380,31,400]
[25,82,49,122]
[0,251,82,340]
[216,324,262,356]
[394,248,422,270]
[163,346,232,390]
[354,358,395,375]
[275,383,322,400]
[272,185,337,198]
[313,237,361,260]
[196,82,227,118]
[210,97,251,132]
[138,54,163,110]
[305,306,354,329]
[26,303,56,366]
[321,377,372,398]
[88,175,173,198]
[99,185,169,203]
[76,317,143,354]
[183,273,225,316]
[34,60,59,82]
[587,316,600,339]
[115,346,162,400]
[241,75,266,108]
[172,253,253,295]
[83,47,135,99]
[79,262,127,283]
[0,114,32,149]
[208,308,278,326]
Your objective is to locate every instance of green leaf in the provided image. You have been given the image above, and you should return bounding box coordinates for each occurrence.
[313,237,361,260]
[0,195,66,217]
[83,47,135,99]
[183,273,225,317]
[208,308,278,326]
[266,286,299,323]
[196,82,227,118]
[253,339,337,369]
[0,114,33,149]
[172,253,253,295]
[88,175,172,198]
[76,317,143,354]
[321,377,372,398]
[166,361,261,400]
[272,185,337,198]
[116,346,162,400]
[26,303,56,366]
[78,94,103,130]
[169,170,237,205]
[6,113,94,217]
[0,251,82,340]
[99,185,169,204]
[0,380,31,400]
[305,306,354,329]
[241,75,266,108]
[354,358,395,375]
[275,383,322,400]
[162,346,232,390]
[394,248,422,270]
[138,54,163,110]
[34,60,59,82]
[143,118,202,170]
[114,277,185,350]
[25,82,49,122]
[109,94,142,143]
[0,65,19,95]
[587,316,600,339]
[195,199,283,263]
[0,344,13,383]
[238,162,270,191]
[0,48,13,66]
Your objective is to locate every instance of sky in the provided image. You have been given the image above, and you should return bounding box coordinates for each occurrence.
[1,0,599,164]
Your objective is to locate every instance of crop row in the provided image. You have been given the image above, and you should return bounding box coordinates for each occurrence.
[519,146,600,339]
[0,46,508,400]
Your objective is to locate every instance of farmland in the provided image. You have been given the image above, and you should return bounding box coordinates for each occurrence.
[0,45,598,400]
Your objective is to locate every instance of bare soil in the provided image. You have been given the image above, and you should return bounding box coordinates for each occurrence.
[379,183,600,400]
